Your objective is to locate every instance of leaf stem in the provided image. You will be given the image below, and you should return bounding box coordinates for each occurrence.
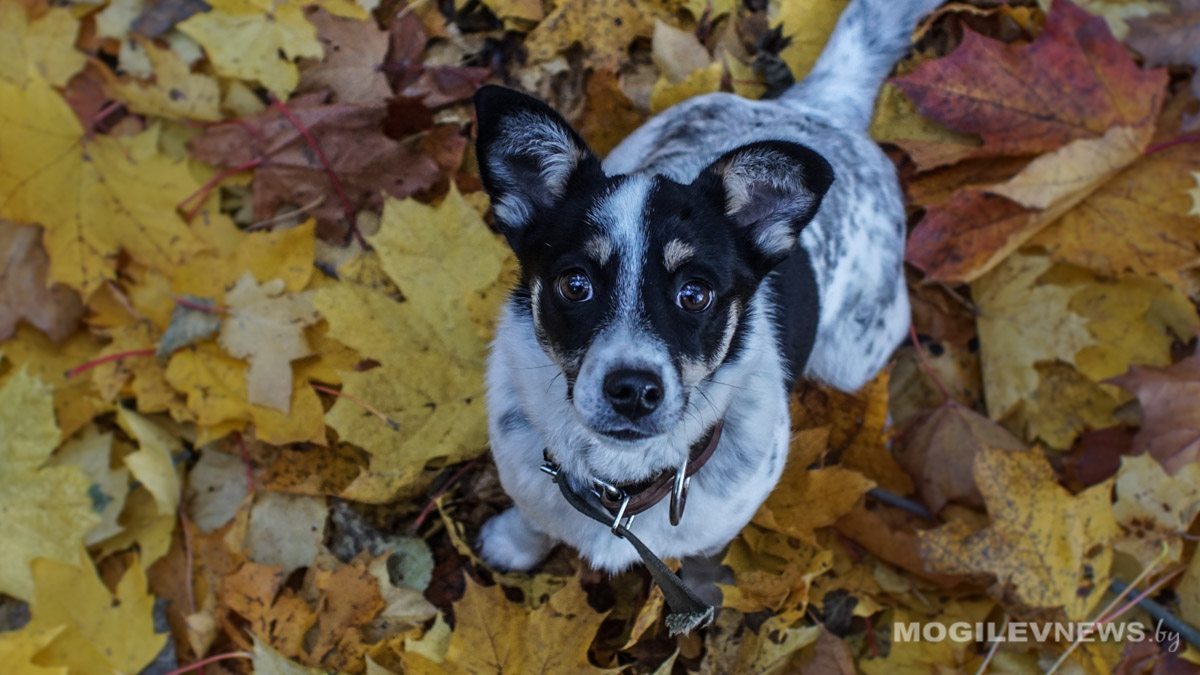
[158,651,253,675]
[173,295,228,315]
[178,508,197,614]
[311,384,400,430]
[177,158,263,222]
[411,457,481,534]
[267,94,368,250]
[1144,134,1200,157]
[65,349,156,379]
[908,324,951,403]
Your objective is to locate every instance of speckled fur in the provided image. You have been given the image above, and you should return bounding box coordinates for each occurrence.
[478,0,939,572]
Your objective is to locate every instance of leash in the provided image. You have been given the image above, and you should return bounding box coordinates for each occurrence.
[540,422,724,635]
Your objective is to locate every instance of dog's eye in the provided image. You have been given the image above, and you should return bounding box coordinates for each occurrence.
[677,280,713,311]
[556,270,593,302]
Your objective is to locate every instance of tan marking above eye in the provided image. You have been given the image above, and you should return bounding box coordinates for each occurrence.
[663,239,695,272]
[583,235,613,266]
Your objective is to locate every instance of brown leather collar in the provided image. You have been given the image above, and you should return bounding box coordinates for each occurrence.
[595,421,724,518]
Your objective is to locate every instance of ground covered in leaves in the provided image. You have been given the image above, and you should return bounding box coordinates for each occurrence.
[1,0,1200,672]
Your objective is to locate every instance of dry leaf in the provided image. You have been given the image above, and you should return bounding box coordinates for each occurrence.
[219,273,320,413]
[1109,348,1200,473]
[0,221,82,343]
[0,365,99,601]
[919,448,1118,619]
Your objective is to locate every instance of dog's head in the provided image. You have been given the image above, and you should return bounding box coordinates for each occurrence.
[475,85,833,443]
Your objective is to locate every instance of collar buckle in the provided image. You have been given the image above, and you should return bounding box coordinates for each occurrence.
[669,459,691,527]
[592,478,635,536]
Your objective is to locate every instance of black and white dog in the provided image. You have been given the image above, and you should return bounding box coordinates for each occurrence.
[475,0,939,573]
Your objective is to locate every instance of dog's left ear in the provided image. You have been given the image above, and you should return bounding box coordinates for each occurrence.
[699,141,834,268]
[474,85,600,250]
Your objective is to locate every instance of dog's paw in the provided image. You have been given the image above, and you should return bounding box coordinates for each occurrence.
[477,507,556,572]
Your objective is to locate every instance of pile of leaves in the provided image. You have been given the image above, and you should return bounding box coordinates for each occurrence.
[1,0,1200,671]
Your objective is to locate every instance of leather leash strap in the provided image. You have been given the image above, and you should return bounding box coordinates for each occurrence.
[556,476,714,635]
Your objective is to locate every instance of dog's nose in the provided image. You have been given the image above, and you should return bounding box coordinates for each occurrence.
[603,369,664,420]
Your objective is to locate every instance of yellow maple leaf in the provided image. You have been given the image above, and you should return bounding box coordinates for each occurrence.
[219,273,320,414]
[166,343,327,445]
[104,36,222,121]
[26,553,166,675]
[0,4,86,88]
[973,252,1199,445]
[315,187,512,502]
[524,0,679,70]
[117,407,184,516]
[919,448,1118,620]
[174,218,316,300]
[752,427,875,545]
[0,74,207,298]
[0,326,109,439]
[1112,454,1200,568]
[1029,142,1200,283]
[91,486,177,565]
[0,625,67,675]
[719,525,833,613]
[178,0,330,96]
[0,362,100,601]
[44,425,129,546]
[771,0,848,82]
[437,576,609,674]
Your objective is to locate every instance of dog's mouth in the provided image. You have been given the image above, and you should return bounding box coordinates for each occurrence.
[596,427,654,442]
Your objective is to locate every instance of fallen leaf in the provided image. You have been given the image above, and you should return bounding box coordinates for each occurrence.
[972,253,1198,441]
[0,326,109,439]
[188,97,466,238]
[771,0,848,82]
[0,4,86,88]
[0,77,207,298]
[158,298,222,358]
[0,221,83,343]
[296,8,393,105]
[1028,140,1200,282]
[92,485,178,565]
[919,448,1118,619]
[894,399,1027,514]
[575,69,648,156]
[117,407,184,516]
[178,0,325,96]
[45,425,129,546]
[245,492,327,575]
[1127,1,1200,129]
[1109,348,1200,473]
[26,554,166,675]
[254,636,330,675]
[165,343,327,446]
[0,625,67,675]
[315,187,510,501]
[524,0,673,70]
[104,36,221,121]
[219,273,320,413]
[0,364,100,601]
[893,0,1166,158]
[185,446,250,532]
[906,124,1156,282]
[1112,454,1200,568]
[310,559,386,670]
[719,525,833,613]
[441,575,609,674]
[800,629,856,675]
[752,428,875,544]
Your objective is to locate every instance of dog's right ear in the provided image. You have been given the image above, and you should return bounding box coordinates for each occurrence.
[474,85,599,249]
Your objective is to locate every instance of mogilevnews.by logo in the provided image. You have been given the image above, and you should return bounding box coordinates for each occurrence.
[893,621,1182,653]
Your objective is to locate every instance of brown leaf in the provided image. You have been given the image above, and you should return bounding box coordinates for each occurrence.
[1109,348,1200,473]
[0,220,82,342]
[297,9,393,106]
[1126,1,1200,130]
[309,561,386,669]
[893,0,1167,157]
[799,629,855,675]
[188,97,466,239]
[894,399,1027,514]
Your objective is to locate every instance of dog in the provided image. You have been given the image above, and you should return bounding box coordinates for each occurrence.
[474,0,940,576]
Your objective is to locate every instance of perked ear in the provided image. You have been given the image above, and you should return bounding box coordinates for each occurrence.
[474,85,599,248]
[700,141,834,268]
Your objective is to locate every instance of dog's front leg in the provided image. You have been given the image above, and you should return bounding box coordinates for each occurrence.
[478,506,556,571]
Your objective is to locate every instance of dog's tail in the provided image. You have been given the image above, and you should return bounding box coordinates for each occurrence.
[779,0,942,131]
